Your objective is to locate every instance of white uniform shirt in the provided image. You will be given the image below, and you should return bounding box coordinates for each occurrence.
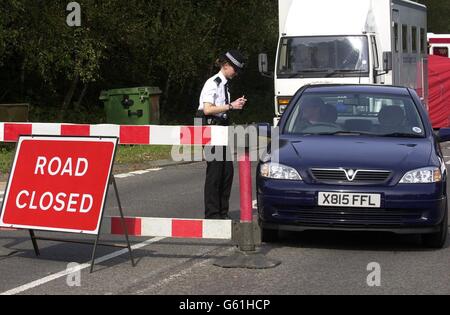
[198,71,230,118]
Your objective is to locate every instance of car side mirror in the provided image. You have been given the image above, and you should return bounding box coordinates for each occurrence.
[258,53,268,73]
[383,51,393,72]
[258,53,274,78]
[438,128,450,143]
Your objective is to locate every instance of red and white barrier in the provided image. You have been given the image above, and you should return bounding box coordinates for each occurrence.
[0,123,229,146]
[0,124,255,246]
[1,217,233,240]
[102,217,232,240]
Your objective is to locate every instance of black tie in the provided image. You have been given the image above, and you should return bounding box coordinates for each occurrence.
[224,83,230,105]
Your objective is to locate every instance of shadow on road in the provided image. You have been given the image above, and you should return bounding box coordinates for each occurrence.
[260,230,450,253]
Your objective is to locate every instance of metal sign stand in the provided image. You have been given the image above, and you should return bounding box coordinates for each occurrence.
[28,176,135,273]
[90,176,135,273]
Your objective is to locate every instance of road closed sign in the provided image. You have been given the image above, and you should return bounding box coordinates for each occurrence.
[0,136,118,235]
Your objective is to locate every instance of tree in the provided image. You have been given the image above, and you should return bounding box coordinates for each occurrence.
[0,0,277,124]
[419,0,450,33]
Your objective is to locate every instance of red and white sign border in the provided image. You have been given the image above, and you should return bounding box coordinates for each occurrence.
[0,135,119,235]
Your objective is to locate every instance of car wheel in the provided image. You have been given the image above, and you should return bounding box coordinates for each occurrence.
[261,227,280,243]
[257,206,280,243]
[422,206,448,249]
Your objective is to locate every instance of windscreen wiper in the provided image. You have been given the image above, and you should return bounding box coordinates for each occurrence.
[325,69,364,78]
[379,132,424,138]
[287,69,331,78]
[303,131,375,136]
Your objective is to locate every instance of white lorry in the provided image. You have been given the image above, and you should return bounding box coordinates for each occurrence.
[259,0,428,126]
[428,33,450,58]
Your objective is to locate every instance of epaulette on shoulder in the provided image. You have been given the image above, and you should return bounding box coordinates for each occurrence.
[214,77,222,86]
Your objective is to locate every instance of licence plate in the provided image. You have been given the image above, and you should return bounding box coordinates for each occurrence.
[318,192,381,208]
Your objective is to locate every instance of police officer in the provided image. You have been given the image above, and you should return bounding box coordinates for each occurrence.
[198,50,247,220]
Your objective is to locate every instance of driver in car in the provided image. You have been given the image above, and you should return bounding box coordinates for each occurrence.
[300,97,323,125]
[299,97,338,128]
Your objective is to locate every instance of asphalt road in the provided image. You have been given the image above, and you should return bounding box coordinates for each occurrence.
[2,148,450,295]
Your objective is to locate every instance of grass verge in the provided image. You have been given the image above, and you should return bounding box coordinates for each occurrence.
[114,145,173,165]
[0,144,177,179]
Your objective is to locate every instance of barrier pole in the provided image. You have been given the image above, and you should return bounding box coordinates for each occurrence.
[214,127,280,269]
[238,146,256,252]
[239,150,253,223]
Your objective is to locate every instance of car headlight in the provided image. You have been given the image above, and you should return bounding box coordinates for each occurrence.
[400,167,443,184]
[260,163,302,181]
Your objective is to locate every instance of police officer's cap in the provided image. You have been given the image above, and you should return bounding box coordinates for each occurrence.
[224,50,246,73]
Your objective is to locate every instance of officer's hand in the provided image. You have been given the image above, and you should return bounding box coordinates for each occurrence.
[231,97,247,110]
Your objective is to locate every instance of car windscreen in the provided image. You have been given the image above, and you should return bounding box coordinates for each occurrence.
[283,92,426,138]
[277,36,369,78]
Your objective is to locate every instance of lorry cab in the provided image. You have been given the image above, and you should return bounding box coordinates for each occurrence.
[260,0,428,126]
[274,33,387,117]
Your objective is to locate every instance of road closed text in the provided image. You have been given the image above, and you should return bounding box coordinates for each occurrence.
[15,156,93,213]
[1,137,117,234]
[16,191,93,213]
[34,156,89,177]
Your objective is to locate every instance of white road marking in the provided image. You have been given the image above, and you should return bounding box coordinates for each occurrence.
[253,200,257,210]
[0,237,166,296]
[146,168,163,172]
[130,170,150,175]
[114,174,134,179]
[135,247,235,294]
[115,168,163,179]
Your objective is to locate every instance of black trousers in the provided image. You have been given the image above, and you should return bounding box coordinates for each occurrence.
[204,146,234,219]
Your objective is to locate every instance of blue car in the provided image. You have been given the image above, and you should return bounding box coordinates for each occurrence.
[257,85,450,248]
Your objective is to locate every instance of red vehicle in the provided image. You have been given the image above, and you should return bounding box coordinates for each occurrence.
[428,33,450,58]
[427,34,450,129]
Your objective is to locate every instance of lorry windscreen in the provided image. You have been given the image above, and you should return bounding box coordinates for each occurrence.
[277,36,369,78]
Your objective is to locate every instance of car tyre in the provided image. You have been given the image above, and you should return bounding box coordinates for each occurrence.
[261,226,280,243]
[422,205,448,249]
